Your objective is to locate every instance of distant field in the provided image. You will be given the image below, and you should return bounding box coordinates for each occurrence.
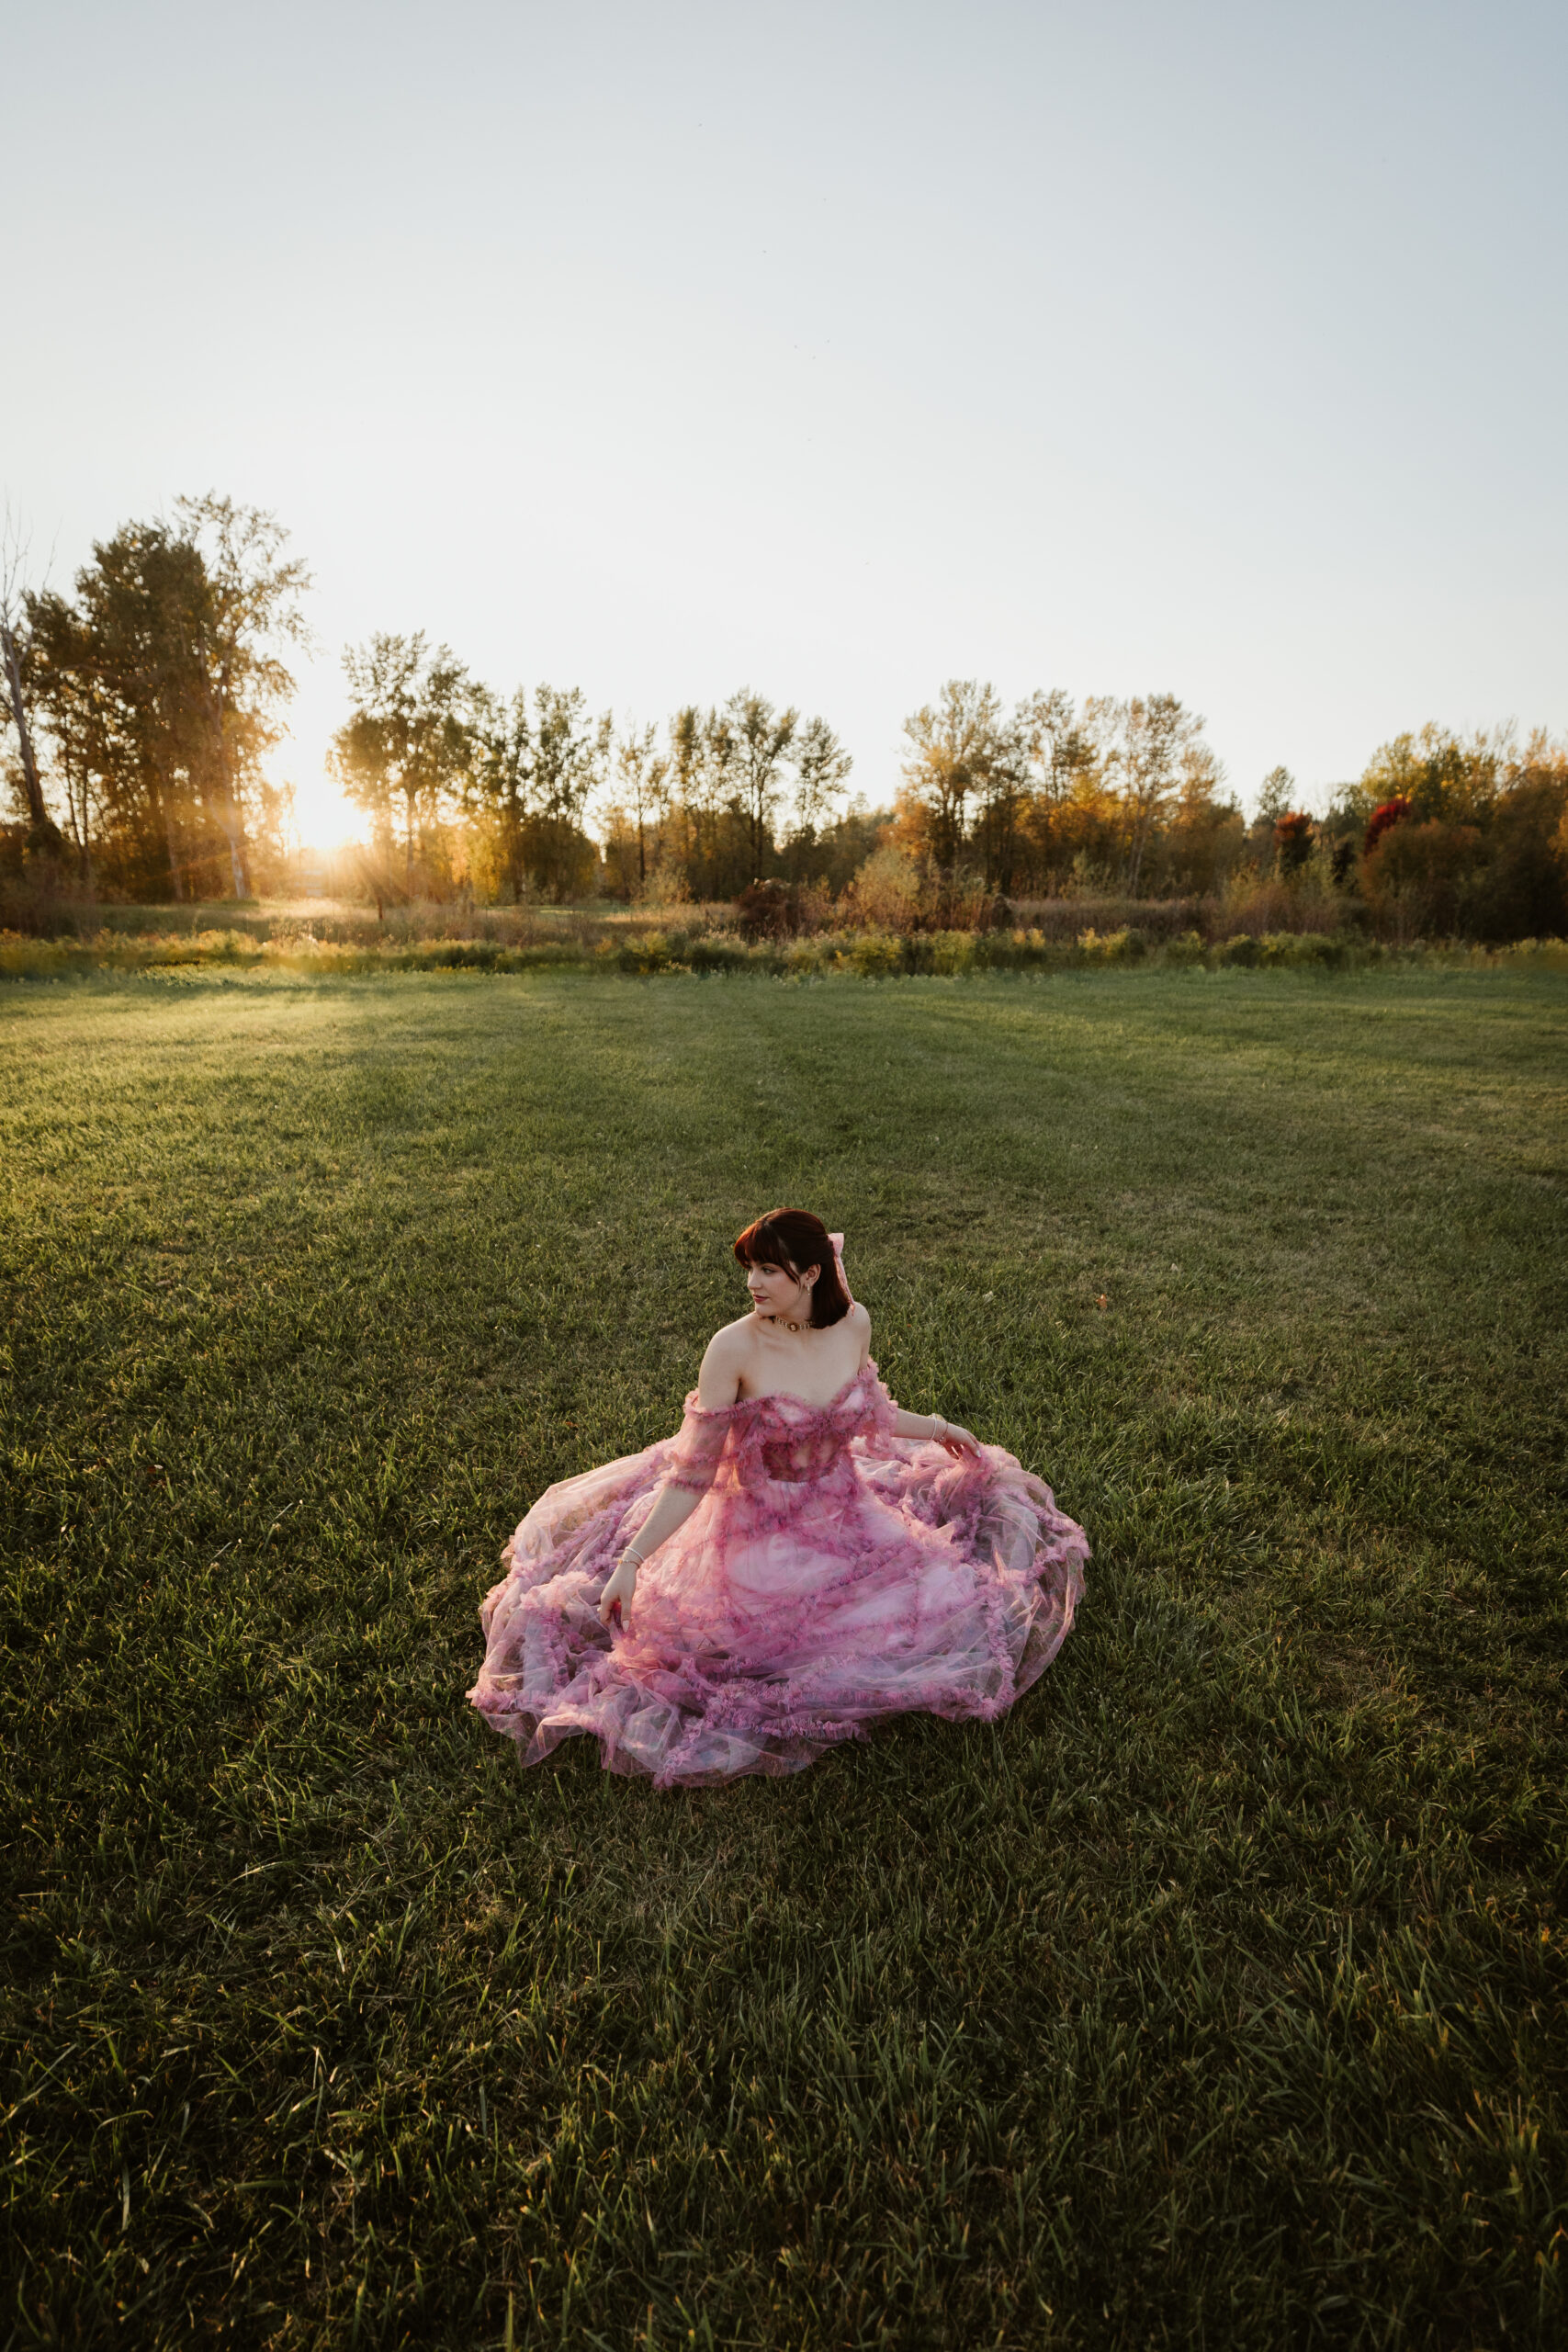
[2,967,1564,2348]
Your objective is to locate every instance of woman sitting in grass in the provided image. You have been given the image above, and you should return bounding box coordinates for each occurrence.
[468,1208,1088,1786]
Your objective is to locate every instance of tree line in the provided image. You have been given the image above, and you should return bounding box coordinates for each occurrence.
[895,681,1231,899]
[4,495,1564,936]
[885,682,1568,939]
[328,633,856,908]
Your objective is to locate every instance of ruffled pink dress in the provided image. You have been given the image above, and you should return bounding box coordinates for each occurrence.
[468,1362,1089,1787]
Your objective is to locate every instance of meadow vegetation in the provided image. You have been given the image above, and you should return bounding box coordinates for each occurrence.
[2,965,1565,2348]
[2,903,1566,988]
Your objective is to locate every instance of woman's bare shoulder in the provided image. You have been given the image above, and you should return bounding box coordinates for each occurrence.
[696,1315,755,1406]
[705,1311,758,1358]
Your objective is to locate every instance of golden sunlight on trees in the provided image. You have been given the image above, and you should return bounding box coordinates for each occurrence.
[886,693,1567,941]
[523,688,615,901]
[5,496,1566,942]
[899,682,1010,875]
[331,634,471,904]
[332,650,616,909]
[593,695,853,906]
[5,497,309,899]
[325,665,852,910]
[895,682,1229,900]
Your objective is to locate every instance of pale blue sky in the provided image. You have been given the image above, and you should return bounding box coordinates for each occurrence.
[6,0,1564,839]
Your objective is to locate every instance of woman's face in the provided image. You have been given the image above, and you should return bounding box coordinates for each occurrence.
[745,1256,818,1320]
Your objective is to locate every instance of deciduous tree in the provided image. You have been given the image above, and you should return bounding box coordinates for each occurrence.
[1111,693,1195,894]
[725,690,798,879]
[611,720,670,890]
[790,714,852,837]
[467,684,532,902]
[17,500,308,898]
[0,511,60,854]
[527,686,612,899]
[172,494,311,897]
[17,594,96,876]
[333,633,470,895]
[35,524,212,897]
[899,681,1008,872]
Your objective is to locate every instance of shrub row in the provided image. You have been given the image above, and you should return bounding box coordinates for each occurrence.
[4,926,1565,984]
[614,926,1568,976]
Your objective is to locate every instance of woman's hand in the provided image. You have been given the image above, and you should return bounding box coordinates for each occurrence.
[597,1553,639,1630]
[935,1419,981,1457]
[889,1405,983,1454]
[592,1482,705,1633]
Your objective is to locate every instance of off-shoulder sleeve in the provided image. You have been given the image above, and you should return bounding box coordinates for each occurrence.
[665,1395,731,1491]
[858,1373,901,1451]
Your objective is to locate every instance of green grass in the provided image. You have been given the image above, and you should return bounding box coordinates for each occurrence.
[2,967,1565,2349]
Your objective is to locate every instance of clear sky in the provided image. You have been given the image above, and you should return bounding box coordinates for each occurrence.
[6,0,1564,842]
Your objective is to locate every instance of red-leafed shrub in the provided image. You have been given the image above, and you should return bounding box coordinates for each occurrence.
[1364,796,1412,856]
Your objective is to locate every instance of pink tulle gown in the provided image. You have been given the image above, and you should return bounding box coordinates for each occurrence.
[468,1360,1089,1787]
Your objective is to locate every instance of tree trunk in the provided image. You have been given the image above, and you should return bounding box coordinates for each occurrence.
[161,792,186,900]
[62,754,93,882]
[221,802,251,897]
[1,617,51,834]
[158,795,186,893]
[405,785,416,897]
[199,673,249,898]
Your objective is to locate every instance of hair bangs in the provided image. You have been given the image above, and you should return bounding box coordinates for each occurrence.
[732,1208,852,1328]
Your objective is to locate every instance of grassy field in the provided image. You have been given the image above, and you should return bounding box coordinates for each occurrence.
[2,966,1564,2349]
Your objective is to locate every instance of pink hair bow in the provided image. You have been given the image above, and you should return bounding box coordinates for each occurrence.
[829,1230,852,1304]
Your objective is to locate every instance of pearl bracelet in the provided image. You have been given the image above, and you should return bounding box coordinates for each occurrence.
[931,1415,947,1441]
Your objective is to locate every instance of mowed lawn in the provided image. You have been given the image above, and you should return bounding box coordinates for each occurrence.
[2,967,1565,2351]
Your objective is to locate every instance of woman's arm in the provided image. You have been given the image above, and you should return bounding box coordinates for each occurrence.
[844,1302,976,1454]
[891,1406,981,1456]
[597,1327,748,1628]
[596,1479,703,1625]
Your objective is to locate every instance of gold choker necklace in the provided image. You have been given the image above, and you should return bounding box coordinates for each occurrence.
[769,1315,807,1334]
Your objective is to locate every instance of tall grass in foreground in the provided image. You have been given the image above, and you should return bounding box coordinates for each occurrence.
[1,968,1565,2348]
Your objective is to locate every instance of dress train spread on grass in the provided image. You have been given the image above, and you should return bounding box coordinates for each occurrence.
[468,1363,1089,1786]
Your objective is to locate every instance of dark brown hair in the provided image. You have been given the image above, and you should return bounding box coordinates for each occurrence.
[732,1208,852,1329]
